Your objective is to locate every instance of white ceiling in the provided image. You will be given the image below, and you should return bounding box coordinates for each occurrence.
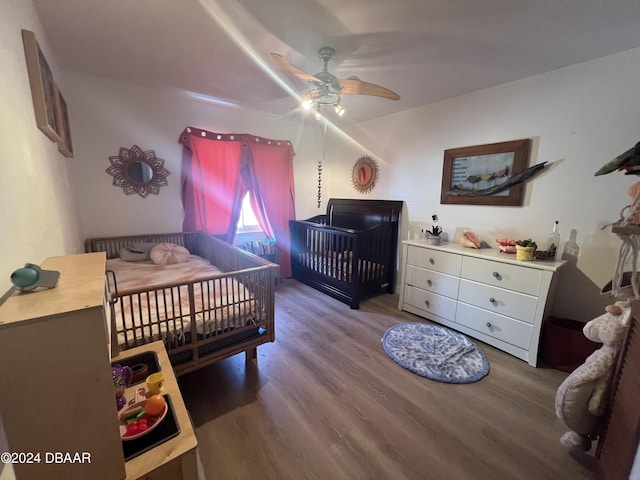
[33,0,640,125]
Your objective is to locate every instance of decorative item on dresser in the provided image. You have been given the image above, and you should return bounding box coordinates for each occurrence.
[398,240,566,366]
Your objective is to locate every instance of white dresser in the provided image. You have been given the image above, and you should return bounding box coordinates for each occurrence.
[398,240,566,366]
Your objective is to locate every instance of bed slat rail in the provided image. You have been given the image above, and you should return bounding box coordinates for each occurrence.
[289,219,394,308]
[87,231,276,374]
[85,232,199,259]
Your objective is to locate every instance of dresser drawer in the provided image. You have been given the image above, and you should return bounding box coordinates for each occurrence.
[461,256,542,295]
[407,246,462,276]
[455,303,533,350]
[400,240,564,366]
[458,279,537,324]
[404,285,457,321]
[405,265,460,299]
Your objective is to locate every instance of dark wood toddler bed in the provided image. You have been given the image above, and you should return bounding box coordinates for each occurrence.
[85,232,277,376]
[289,198,403,309]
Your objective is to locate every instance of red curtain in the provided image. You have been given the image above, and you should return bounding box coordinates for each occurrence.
[180,131,244,241]
[243,139,296,277]
[179,127,296,277]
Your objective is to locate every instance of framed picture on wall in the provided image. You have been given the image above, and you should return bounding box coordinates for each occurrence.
[440,138,532,206]
[22,29,63,143]
[55,84,73,157]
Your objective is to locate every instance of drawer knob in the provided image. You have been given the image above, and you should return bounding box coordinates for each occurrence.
[427,279,433,287]
[429,258,435,265]
[425,300,430,308]
[486,322,492,328]
[489,297,496,303]
[492,271,499,277]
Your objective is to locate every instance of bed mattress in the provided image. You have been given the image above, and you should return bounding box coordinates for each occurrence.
[297,251,386,282]
[107,255,257,348]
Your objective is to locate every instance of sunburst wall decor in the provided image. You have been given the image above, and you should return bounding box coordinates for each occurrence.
[106,145,170,198]
[351,155,379,194]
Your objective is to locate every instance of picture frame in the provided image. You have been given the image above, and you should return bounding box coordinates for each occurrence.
[54,84,73,157]
[22,29,62,143]
[440,138,532,206]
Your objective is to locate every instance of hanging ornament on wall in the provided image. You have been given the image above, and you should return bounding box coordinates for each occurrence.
[317,159,323,208]
[106,145,170,198]
[351,155,379,194]
[317,120,328,208]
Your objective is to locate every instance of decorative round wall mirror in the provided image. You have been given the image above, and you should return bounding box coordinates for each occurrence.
[351,155,379,194]
[126,161,154,184]
[106,145,170,198]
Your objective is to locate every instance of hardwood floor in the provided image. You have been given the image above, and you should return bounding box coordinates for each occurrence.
[178,279,595,480]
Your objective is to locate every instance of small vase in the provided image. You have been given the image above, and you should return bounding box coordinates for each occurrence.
[426,235,441,245]
[516,245,535,261]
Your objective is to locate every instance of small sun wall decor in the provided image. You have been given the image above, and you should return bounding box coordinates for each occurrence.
[351,155,379,194]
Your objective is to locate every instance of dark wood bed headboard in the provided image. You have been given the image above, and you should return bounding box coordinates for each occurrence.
[326,199,403,230]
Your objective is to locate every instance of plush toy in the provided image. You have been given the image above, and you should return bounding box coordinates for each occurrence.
[554,300,631,452]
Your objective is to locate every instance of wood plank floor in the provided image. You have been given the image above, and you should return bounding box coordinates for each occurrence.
[178,279,596,480]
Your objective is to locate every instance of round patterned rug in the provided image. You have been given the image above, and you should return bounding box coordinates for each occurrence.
[381,322,490,384]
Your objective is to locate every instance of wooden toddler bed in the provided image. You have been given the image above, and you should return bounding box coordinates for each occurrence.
[85,232,277,375]
[289,199,403,309]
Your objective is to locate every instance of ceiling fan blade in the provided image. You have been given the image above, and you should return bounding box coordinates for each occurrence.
[338,78,400,101]
[271,53,320,83]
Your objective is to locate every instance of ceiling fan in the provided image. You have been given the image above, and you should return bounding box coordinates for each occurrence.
[271,47,400,117]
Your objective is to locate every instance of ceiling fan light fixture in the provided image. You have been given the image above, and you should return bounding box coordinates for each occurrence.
[301,88,344,117]
[272,47,400,119]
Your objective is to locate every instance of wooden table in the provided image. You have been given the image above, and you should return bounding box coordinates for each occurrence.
[112,342,198,480]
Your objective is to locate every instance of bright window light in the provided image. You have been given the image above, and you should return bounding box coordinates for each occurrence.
[236,192,262,233]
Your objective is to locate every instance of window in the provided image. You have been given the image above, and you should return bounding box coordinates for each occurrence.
[236,192,263,233]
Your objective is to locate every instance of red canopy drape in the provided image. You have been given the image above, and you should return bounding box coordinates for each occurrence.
[242,139,296,277]
[179,127,296,277]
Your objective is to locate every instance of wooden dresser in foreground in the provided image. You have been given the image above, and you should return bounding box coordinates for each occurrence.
[398,240,566,366]
[0,253,126,479]
[0,254,198,480]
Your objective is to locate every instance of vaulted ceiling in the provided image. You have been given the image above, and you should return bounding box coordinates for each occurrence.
[33,0,640,124]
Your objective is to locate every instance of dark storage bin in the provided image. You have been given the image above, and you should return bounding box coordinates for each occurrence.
[542,317,600,372]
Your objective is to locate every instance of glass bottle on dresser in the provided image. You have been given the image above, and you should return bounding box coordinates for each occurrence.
[546,221,561,260]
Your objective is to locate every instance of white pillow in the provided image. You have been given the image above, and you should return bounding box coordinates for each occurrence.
[150,243,190,265]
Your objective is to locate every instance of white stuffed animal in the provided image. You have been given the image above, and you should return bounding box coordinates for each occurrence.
[554,300,630,452]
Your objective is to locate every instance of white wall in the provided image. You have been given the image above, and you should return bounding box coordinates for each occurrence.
[0,4,81,478]
[0,0,82,295]
[5,0,640,325]
[63,72,324,240]
[324,47,640,321]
